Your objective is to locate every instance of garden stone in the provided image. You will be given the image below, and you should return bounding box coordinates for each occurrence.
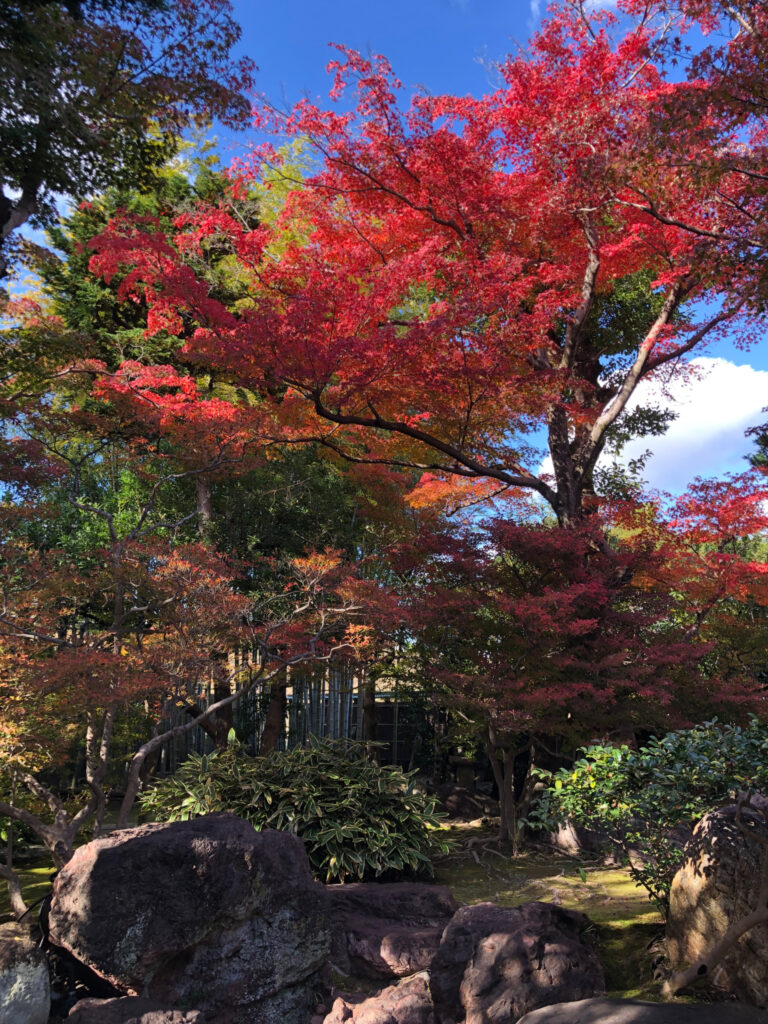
[0,920,49,1024]
[517,997,768,1023]
[546,820,615,860]
[430,901,604,1024]
[47,813,330,1024]
[327,882,458,978]
[323,972,434,1024]
[435,784,486,820]
[667,802,768,1006]
[66,997,206,1022]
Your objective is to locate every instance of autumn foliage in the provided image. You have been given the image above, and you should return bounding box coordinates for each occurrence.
[1,0,768,890]
[90,2,766,526]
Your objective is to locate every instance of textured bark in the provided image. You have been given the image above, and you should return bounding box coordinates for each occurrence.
[258,678,288,754]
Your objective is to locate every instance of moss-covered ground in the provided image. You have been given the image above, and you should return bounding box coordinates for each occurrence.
[433,823,665,1000]
[0,861,56,923]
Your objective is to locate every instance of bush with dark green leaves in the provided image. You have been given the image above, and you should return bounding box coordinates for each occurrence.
[530,718,768,912]
[140,738,449,883]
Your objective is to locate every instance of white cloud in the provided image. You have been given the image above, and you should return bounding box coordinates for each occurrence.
[611,357,767,492]
[528,0,541,31]
[538,357,768,495]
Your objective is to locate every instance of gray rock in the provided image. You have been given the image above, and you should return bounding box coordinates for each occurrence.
[48,813,330,1024]
[430,901,604,1024]
[66,997,206,1023]
[324,973,434,1024]
[517,997,768,1023]
[327,882,457,979]
[0,921,49,1024]
[667,802,768,1006]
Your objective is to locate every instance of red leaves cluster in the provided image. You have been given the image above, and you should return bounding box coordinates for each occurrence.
[398,476,768,739]
[91,361,267,475]
[7,0,768,772]
[86,2,767,521]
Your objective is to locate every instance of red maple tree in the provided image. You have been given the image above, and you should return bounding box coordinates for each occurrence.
[83,0,768,848]
[391,474,768,845]
[0,339,366,911]
[90,2,766,527]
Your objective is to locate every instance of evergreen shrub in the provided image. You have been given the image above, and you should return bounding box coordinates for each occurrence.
[140,737,449,882]
[531,718,768,912]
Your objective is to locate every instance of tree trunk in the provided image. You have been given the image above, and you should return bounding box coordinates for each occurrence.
[0,793,27,918]
[492,750,519,851]
[486,725,534,856]
[0,182,40,280]
[362,670,378,758]
[85,704,116,837]
[209,681,234,749]
[258,677,288,754]
[184,684,234,751]
[196,476,213,541]
[0,864,27,919]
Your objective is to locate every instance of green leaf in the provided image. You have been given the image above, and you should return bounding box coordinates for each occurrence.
[138,737,448,883]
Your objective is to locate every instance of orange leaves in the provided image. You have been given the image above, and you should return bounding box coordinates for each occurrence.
[0,536,239,764]
[667,473,768,545]
[405,473,532,520]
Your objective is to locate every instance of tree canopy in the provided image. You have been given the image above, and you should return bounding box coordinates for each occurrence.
[0,0,254,278]
[90,3,767,526]
[2,0,768,888]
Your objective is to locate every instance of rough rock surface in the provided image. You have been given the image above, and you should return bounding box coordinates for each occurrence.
[430,901,604,1024]
[66,997,206,1023]
[0,920,50,1024]
[517,997,768,1023]
[667,802,768,1007]
[327,882,457,978]
[323,973,434,1024]
[47,813,329,1024]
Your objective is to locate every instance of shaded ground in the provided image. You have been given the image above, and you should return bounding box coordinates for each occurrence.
[0,861,55,921]
[433,822,664,1000]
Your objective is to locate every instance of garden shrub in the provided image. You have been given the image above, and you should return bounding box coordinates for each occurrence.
[530,718,768,912]
[140,737,450,882]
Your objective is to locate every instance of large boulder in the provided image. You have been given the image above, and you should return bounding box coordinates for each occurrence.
[667,802,768,1006]
[323,973,434,1024]
[0,920,49,1024]
[517,997,768,1023]
[430,901,604,1024]
[47,813,330,1024]
[327,882,458,979]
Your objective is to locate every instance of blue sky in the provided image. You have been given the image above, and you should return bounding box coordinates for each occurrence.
[230,0,535,113]
[225,1,768,492]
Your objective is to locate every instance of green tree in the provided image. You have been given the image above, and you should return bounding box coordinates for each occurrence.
[0,0,254,279]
